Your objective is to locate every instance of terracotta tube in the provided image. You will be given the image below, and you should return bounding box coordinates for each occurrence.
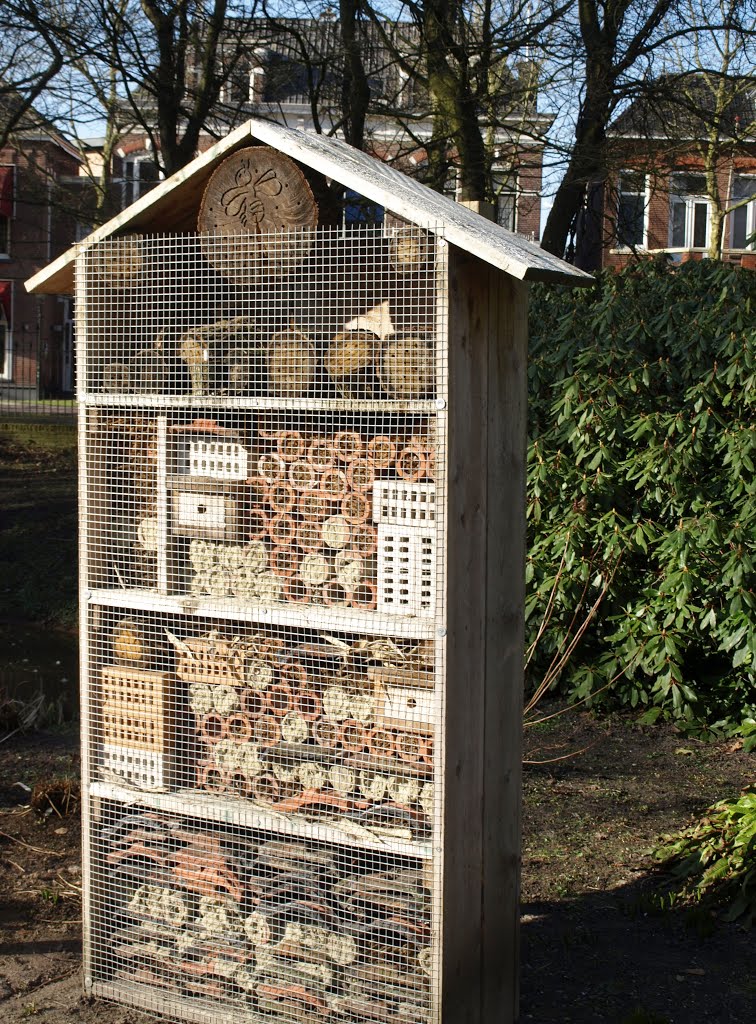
[322,580,350,606]
[252,773,280,803]
[200,763,227,793]
[312,717,340,748]
[295,689,322,721]
[307,436,335,472]
[298,489,335,522]
[350,580,377,610]
[350,523,377,557]
[320,468,348,497]
[225,712,253,743]
[341,491,371,525]
[228,770,253,798]
[347,458,374,492]
[247,506,269,540]
[257,452,286,483]
[340,719,367,753]
[266,681,293,718]
[368,727,396,758]
[395,446,428,482]
[284,576,310,604]
[253,713,281,748]
[277,430,306,462]
[268,513,297,547]
[280,660,307,690]
[271,545,300,577]
[297,518,323,553]
[366,435,397,469]
[266,481,295,513]
[199,713,225,744]
[333,430,363,463]
[288,459,318,492]
[242,689,267,717]
[396,731,423,764]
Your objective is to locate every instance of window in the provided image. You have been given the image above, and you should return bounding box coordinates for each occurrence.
[493,169,518,232]
[669,172,710,249]
[0,280,11,380]
[731,176,756,250]
[0,165,14,256]
[617,171,646,248]
[121,152,160,209]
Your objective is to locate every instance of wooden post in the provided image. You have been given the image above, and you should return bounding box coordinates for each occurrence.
[443,246,527,1023]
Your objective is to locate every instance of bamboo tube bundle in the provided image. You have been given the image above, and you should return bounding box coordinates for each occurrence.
[324,330,381,399]
[256,571,284,604]
[245,656,275,691]
[387,775,420,807]
[321,514,351,550]
[297,760,327,791]
[267,327,316,398]
[328,763,356,797]
[379,335,435,400]
[307,437,335,473]
[322,685,350,721]
[280,710,309,743]
[300,552,331,589]
[334,551,363,592]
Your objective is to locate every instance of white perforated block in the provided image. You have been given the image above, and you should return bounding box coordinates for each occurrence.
[376,524,435,617]
[372,480,436,526]
[189,440,249,480]
[100,744,173,791]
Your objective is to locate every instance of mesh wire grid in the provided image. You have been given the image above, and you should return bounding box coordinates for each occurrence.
[77,224,447,1024]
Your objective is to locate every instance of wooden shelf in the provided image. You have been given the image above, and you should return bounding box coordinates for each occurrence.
[89,780,434,861]
[87,587,438,639]
[80,393,442,414]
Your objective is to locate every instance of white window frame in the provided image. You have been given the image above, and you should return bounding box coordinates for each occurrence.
[0,287,13,382]
[669,173,711,250]
[730,175,756,251]
[120,151,161,210]
[615,170,648,251]
[0,163,15,259]
[492,168,518,232]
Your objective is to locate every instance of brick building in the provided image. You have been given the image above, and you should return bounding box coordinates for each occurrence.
[1,116,82,400]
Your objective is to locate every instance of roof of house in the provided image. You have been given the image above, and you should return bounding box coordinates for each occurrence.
[610,74,756,141]
[26,117,591,294]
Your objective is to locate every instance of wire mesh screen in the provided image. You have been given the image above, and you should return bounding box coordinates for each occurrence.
[77,225,447,1024]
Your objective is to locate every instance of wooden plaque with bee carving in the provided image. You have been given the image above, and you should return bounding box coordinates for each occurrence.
[198,146,318,282]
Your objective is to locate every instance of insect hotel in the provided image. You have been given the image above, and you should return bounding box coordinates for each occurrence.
[27,120,588,1024]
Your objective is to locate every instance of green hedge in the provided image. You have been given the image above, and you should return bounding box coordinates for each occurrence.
[526,258,756,736]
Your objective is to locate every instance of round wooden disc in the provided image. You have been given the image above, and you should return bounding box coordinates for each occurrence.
[198,146,317,282]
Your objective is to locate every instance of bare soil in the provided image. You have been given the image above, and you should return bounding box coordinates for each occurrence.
[0,711,752,1024]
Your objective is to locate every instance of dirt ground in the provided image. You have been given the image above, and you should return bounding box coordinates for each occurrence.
[0,711,752,1024]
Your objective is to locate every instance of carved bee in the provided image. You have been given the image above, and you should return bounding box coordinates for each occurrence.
[220,162,283,228]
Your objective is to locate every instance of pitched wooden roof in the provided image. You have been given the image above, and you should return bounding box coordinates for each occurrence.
[26,117,591,294]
